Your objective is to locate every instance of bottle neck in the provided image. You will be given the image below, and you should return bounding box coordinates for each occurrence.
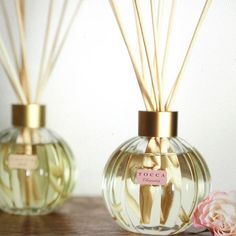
[138,111,178,138]
[12,104,46,129]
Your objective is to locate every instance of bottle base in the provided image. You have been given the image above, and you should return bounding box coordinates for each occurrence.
[117,223,190,235]
[0,206,59,216]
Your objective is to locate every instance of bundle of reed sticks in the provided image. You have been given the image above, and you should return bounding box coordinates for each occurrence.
[0,0,83,104]
[109,0,212,111]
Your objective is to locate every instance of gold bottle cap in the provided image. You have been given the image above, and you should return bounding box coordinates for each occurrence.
[138,111,178,138]
[12,104,46,128]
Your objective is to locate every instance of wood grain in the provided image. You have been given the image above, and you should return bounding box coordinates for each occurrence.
[0,197,211,236]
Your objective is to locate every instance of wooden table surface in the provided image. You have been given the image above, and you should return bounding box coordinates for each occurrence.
[0,197,211,236]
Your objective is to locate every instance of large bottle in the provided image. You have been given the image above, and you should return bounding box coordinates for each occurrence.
[102,111,211,235]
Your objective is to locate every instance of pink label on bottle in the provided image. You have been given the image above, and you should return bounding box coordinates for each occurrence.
[135,169,167,186]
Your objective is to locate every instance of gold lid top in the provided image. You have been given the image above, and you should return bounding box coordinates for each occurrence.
[12,104,46,128]
[138,111,178,138]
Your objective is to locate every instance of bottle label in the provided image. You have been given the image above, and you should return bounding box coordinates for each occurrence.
[8,154,38,170]
[136,169,167,186]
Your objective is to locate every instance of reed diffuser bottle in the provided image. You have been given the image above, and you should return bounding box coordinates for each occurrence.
[0,104,75,215]
[0,0,82,215]
[103,0,212,234]
[103,112,211,235]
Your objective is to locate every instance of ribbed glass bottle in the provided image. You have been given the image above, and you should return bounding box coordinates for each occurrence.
[0,104,76,215]
[102,111,211,235]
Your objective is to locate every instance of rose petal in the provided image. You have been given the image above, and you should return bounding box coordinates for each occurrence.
[192,191,236,233]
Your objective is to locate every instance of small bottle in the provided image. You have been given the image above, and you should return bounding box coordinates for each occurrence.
[102,111,211,235]
[0,104,76,215]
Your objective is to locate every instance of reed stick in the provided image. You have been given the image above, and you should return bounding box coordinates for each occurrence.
[19,0,28,101]
[133,0,159,111]
[15,0,31,103]
[0,1,20,71]
[35,0,54,103]
[109,0,155,111]
[133,0,157,110]
[0,37,27,104]
[35,0,68,103]
[132,0,147,85]
[150,0,163,111]
[48,0,69,65]
[156,0,163,71]
[133,0,157,109]
[19,0,25,26]
[46,0,83,82]
[165,0,212,110]
[161,0,176,87]
[0,63,22,104]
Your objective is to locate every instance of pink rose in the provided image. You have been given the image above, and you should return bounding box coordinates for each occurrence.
[193,191,236,236]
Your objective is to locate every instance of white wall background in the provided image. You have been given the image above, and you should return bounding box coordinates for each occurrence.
[0,0,235,196]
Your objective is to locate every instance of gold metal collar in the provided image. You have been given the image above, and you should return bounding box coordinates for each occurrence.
[138,111,178,138]
[12,104,46,128]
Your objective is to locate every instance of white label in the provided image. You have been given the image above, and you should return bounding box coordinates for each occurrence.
[8,154,38,170]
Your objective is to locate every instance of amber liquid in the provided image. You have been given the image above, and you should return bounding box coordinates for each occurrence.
[103,139,210,235]
[0,142,75,215]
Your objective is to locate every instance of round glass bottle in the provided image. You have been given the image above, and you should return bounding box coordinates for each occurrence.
[0,104,76,215]
[102,111,211,235]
